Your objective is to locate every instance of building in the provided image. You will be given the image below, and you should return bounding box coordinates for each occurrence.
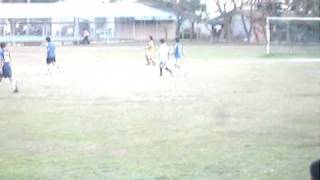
[0,1,176,44]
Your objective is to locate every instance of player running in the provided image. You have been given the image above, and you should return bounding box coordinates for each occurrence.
[173,37,185,69]
[145,36,156,66]
[0,42,19,93]
[158,38,173,77]
[45,37,57,74]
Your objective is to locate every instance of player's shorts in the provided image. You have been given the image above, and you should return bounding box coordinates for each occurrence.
[2,62,12,78]
[159,61,166,68]
[46,57,56,65]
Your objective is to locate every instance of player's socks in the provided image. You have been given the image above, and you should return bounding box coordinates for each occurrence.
[160,68,163,76]
[11,80,18,93]
[47,66,52,75]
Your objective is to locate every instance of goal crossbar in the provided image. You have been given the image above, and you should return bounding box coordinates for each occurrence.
[267,17,320,21]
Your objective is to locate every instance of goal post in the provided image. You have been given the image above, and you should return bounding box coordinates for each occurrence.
[266,17,320,55]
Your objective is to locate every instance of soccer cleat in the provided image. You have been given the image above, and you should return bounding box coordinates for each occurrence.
[13,87,18,93]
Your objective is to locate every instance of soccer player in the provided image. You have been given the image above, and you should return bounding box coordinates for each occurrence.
[158,38,173,77]
[173,37,184,69]
[145,36,156,66]
[45,37,56,74]
[310,159,320,180]
[0,42,18,93]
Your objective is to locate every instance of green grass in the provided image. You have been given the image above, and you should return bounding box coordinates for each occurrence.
[182,44,320,60]
[262,53,320,59]
[0,45,319,180]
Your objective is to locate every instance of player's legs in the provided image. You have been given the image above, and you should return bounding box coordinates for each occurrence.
[175,58,181,69]
[149,53,156,66]
[150,57,156,66]
[165,67,173,76]
[145,52,152,65]
[159,62,173,77]
[159,62,164,76]
[2,63,18,92]
[46,58,51,74]
[46,57,57,74]
[52,58,59,69]
[146,57,151,65]
[85,36,90,44]
[9,77,18,93]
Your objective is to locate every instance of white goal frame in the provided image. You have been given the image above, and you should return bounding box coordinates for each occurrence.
[266,17,320,54]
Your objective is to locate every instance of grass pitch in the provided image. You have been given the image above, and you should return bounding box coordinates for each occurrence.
[0,45,319,180]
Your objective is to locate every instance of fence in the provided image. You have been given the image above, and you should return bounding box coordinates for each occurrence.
[0,18,176,45]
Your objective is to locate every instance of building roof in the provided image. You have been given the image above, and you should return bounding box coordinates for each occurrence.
[0,1,176,20]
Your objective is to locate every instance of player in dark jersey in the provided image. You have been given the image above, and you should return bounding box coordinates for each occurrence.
[0,42,18,93]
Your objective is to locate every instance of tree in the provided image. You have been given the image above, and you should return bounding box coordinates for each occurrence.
[239,0,255,42]
[289,0,320,16]
[214,0,237,41]
[139,0,201,38]
[172,0,201,38]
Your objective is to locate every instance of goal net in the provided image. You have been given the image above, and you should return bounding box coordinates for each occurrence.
[266,17,320,56]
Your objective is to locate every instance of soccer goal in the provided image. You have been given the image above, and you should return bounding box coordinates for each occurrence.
[266,17,320,56]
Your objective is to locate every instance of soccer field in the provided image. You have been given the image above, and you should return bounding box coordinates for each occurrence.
[0,45,319,180]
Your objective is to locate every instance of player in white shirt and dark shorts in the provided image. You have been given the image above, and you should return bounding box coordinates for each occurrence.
[158,39,173,77]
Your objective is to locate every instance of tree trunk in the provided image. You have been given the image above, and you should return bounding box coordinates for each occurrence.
[224,14,232,41]
[175,17,182,38]
[220,15,231,42]
[191,21,195,40]
[240,14,250,41]
[253,25,259,43]
[240,0,254,42]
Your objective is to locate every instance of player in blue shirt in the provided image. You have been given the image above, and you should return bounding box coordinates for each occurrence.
[45,37,57,74]
[0,42,18,93]
[173,37,184,69]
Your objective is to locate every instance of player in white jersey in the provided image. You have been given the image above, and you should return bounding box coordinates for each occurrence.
[158,39,173,77]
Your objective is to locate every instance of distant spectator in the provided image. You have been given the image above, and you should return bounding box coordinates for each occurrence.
[310,159,320,180]
[82,29,90,45]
